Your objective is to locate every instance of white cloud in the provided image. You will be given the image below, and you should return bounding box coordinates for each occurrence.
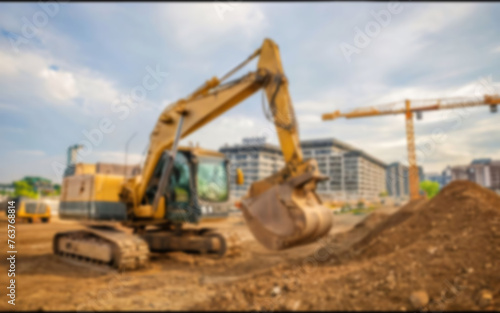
[0,49,120,113]
[158,3,268,52]
[0,49,46,75]
[297,113,321,126]
[40,68,79,101]
[327,3,480,91]
[73,71,119,105]
[0,51,19,75]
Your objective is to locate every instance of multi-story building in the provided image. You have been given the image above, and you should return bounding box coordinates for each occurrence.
[386,162,409,198]
[219,137,285,199]
[491,161,500,191]
[344,150,387,200]
[300,138,387,200]
[469,158,493,187]
[449,158,500,192]
[386,162,425,198]
[451,165,470,181]
[220,137,388,201]
[300,138,354,199]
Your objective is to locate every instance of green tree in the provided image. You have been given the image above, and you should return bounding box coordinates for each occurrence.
[420,180,440,199]
[0,189,13,197]
[52,184,61,196]
[13,180,38,199]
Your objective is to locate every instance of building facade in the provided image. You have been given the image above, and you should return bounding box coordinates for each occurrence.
[386,162,409,198]
[300,138,354,199]
[386,163,425,198]
[301,138,387,200]
[220,137,387,201]
[219,137,285,199]
[450,158,500,191]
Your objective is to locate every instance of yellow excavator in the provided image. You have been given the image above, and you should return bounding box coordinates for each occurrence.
[55,38,334,270]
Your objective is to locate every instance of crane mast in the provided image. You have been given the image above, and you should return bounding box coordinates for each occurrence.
[322,94,500,201]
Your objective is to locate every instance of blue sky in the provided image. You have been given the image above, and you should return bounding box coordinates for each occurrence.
[1,2,500,183]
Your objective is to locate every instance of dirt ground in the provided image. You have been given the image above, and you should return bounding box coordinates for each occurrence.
[1,180,499,311]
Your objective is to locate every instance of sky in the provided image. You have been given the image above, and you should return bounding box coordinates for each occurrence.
[0,2,500,183]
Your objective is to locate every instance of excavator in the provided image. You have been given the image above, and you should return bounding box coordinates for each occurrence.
[55,38,334,270]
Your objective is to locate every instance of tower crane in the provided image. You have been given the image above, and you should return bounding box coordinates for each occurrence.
[322,94,500,201]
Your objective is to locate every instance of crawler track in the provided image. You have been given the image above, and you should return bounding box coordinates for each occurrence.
[53,227,150,271]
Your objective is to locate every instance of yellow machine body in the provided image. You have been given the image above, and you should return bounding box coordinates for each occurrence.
[9,198,51,223]
[59,173,127,221]
[59,146,232,222]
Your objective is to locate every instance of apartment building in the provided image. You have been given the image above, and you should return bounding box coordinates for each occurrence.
[386,162,409,198]
[386,162,425,198]
[300,138,387,201]
[451,158,500,191]
[219,137,285,199]
[220,137,388,201]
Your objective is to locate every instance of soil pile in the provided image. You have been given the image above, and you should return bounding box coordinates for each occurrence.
[352,180,500,260]
[195,181,500,311]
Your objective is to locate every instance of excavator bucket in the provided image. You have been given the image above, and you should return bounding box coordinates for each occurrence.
[239,161,334,250]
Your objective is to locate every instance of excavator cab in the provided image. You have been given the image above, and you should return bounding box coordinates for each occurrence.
[143,146,232,223]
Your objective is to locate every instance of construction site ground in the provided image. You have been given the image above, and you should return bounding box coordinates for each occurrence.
[1,180,499,311]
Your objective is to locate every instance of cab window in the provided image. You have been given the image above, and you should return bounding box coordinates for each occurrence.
[197,156,228,202]
[168,152,191,205]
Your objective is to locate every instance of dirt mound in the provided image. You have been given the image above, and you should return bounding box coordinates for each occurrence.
[328,212,390,252]
[352,180,500,259]
[350,199,426,252]
[194,181,500,311]
[354,211,391,230]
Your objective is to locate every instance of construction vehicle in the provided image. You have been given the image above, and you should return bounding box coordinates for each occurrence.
[3,196,51,223]
[54,38,334,270]
[322,94,500,201]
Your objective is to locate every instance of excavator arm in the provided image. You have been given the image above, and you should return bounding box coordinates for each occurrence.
[121,38,333,250]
